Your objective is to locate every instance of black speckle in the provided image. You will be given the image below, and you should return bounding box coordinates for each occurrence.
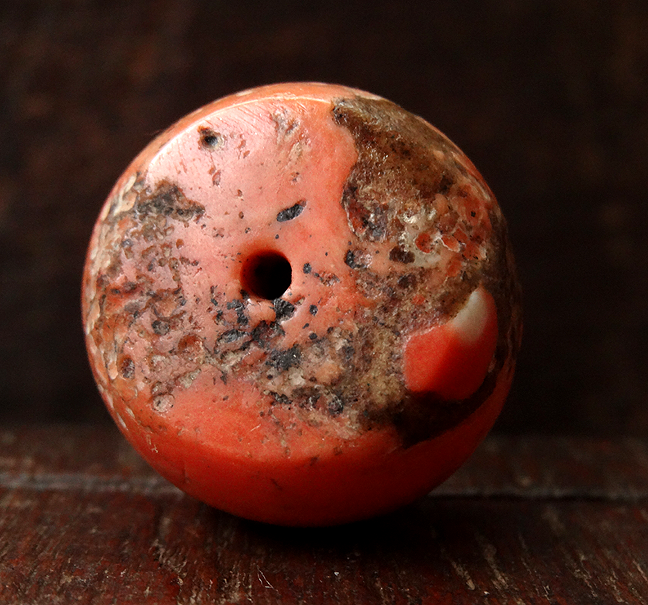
[397,274,417,289]
[120,357,135,379]
[309,305,318,315]
[341,345,355,361]
[344,249,369,269]
[152,320,170,335]
[219,329,247,343]
[276,200,306,222]
[438,173,454,194]
[251,321,285,348]
[210,286,219,306]
[303,263,312,274]
[389,246,415,264]
[267,345,301,372]
[328,395,344,416]
[124,302,140,318]
[273,298,295,322]
[269,391,292,406]
[309,332,318,340]
[227,299,248,325]
[199,127,222,149]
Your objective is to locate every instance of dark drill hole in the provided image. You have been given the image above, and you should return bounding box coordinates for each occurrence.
[242,251,292,300]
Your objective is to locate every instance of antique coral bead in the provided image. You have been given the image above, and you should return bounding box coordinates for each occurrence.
[82,83,522,526]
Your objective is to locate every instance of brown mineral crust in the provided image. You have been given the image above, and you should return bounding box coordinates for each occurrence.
[330,95,522,444]
[83,180,209,414]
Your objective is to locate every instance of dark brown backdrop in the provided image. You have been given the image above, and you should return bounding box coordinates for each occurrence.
[1,0,646,434]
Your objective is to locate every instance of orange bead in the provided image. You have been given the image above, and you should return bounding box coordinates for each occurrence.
[83,83,521,526]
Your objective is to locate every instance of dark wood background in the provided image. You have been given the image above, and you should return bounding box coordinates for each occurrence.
[1,0,647,435]
[2,426,648,603]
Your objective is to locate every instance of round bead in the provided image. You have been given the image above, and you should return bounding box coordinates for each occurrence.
[83,83,522,526]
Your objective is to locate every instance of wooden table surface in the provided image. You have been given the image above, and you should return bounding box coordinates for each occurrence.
[1,426,647,604]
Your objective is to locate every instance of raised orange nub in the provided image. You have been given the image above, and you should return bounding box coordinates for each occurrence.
[404,286,499,400]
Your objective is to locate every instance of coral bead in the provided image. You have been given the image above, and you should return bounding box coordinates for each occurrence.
[82,83,522,526]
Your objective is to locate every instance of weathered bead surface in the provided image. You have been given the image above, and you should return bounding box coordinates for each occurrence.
[83,83,522,526]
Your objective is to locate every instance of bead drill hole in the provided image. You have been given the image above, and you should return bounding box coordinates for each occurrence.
[242,251,292,300]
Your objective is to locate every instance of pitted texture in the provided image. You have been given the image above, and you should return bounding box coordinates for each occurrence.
[83,93,521,448]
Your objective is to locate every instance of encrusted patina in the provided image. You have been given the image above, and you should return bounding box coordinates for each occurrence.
[83,91,520,448]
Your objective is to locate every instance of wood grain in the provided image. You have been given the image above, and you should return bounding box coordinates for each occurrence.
[0,426,647,603]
